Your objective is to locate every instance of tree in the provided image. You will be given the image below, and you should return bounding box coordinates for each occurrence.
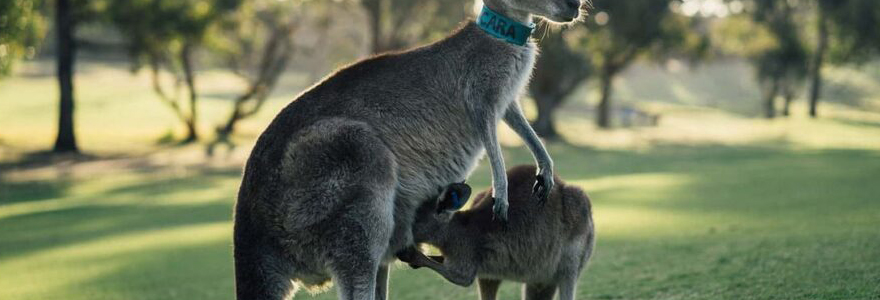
[827,0,880,61]
[713,1,808,118]
[808,0,880,117]
[51,0,105,153]
[53,0,78,152]
[0,0,45,77]
[528,25,591,140]
[109,0,243,143]
[207,0,317,153]
[570,0,706,128]
[361,0,468,53]
[751,0,809,118]
[3,0,107,153]
[807,0,833,118]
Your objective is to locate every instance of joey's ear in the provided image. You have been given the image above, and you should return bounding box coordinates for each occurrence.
[436,182,472,213]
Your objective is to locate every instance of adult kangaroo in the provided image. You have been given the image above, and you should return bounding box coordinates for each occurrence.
[233,0,585,299]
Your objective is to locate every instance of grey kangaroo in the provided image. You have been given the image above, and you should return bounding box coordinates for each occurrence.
[233,0,585,299]
[399,165,595,300]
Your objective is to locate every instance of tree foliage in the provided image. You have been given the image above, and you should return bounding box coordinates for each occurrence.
[823,0,880,63]
[0,0,46,76]
[713,0,809,118]
[570,0,707,128]
[207,0,318,153]
[806,0,880,117]
[752,0,809,118]
[529,26,591,140]
[362,0,470,53]
[108,0,244,143]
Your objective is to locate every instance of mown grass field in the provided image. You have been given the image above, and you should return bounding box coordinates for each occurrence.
[1,60,880,299]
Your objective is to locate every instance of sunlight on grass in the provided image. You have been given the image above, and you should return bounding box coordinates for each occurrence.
[7,221,229,264]
[0,61,303,154]
[0,171,238,220]
[0,222,231,300]
[571,173,693,195]
[553,101,880,151]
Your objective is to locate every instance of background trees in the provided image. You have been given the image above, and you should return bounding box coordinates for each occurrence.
[529,25,591,139]
[361,0,469,53]
[2,0,879,153]
[109,0,244,143]
[750,0,809,118]
[712,0,880,119]
[53,0,77,152]
[808,0,880,117]
[207,0,318,152]
[0,0,45,77]
[52,0,106,153]
[569,0,707,128]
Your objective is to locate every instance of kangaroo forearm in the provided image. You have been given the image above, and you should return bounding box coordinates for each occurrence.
[408,250,475,286]
[503,104,553,169]
[482,125,508,197]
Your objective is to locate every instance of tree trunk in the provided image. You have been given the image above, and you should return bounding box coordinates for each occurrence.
[53,0,78,153]
[808,8,828,118]
[782,86,794,117]
[532,94,561,139]
[763,79,779,119]
[597,68,614,129]
[363,0,384,54]
[180,43,198,143]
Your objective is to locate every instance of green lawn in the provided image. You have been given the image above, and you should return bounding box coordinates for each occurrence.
[2,61,880,299]
[2,143,879,299]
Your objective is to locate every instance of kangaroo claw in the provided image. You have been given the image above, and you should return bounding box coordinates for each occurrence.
[533,173,553,204]
[492,197,509,223]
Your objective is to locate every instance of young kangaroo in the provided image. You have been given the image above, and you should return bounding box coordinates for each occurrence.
[398,165,595,300]
[234,0,585,299]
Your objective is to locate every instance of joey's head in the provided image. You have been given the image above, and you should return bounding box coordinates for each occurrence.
[483,0,586,23]
[412,183,472,243]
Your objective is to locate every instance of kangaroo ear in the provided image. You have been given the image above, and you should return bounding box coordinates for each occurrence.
[436,182,472,213]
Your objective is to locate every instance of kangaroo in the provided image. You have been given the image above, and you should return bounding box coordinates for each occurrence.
[233,0,585,299]
[398,165,595,300]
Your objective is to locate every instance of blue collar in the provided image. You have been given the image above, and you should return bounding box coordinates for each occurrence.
[476,6,536,46]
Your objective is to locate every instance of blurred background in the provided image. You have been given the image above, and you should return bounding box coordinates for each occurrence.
[1,0,878,299]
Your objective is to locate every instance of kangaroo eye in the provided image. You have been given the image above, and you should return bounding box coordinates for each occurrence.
[450,191,466,210]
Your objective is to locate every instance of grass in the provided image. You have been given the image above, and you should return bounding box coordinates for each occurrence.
[2,60,880,299]
[2,145,879,300]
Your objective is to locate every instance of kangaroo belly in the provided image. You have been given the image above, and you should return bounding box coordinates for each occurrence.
[394,141,484,203]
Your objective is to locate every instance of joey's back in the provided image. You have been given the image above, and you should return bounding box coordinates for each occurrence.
[414,165,594,283]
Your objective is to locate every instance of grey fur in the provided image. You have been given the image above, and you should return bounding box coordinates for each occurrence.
[399,165,596,300]
[233,0,584,299]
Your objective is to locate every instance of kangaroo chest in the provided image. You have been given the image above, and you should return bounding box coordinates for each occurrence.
[393,47,536,204]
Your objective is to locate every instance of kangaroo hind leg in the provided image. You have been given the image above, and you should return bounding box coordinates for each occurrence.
[282,118,398,300]
[523,282,557,300]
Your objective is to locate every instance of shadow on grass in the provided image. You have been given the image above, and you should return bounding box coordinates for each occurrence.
[0,201,234,261]
[0,179,73,205]
[2,143,879,299]
[0,168,241,261]
[0,151,105,173]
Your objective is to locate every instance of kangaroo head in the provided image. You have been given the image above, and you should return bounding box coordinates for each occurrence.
[435,183,472,214]
[412,183,472,242]
[483,0,585,23]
